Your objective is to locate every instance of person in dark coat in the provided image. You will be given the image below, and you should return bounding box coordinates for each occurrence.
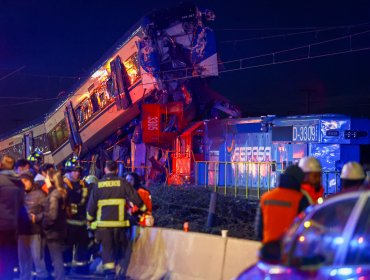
[15,159,32,175]
[125,172,154,227]
[18,172,49,280]
[0,155,24,279]
[42,170,67,280]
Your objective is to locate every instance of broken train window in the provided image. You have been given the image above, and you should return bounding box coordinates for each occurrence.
[123,53,140,86]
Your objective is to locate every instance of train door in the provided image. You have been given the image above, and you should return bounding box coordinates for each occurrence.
[23,131,33,159]
[110,56,132,110]
[64,102,82,154]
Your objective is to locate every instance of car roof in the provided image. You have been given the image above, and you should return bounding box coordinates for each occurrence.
[324,188,370,204]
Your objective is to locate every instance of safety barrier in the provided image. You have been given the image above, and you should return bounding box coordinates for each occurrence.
[195,161,283,199]
[126,226,260,280]
[194,161,341,198]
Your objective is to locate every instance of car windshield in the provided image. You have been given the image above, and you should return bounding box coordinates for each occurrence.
[345,197,370,265]
[281,206,313,262]
[282,198,358,267]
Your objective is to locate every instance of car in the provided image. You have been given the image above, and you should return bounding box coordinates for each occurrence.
[237,189,370,279]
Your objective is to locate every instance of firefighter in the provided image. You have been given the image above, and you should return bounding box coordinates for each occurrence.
[255,165,310,262]
[125,172,154,227]
[340,161,366,191]
[27,150,44,177]
[63,156,90,274]
[298,156,324,204]
[87,160,146,279]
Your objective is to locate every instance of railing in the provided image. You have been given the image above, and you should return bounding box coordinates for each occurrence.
[194,160,341,199]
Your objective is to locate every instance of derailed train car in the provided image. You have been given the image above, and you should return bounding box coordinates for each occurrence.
[0,122,50,161]
[45,3,222,167]
[168,115,370,196]
[0,3,226,167]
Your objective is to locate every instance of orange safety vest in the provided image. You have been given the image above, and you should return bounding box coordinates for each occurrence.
[260,188,304,244]
[137,188,152,214]
[301,183,324,204]
[41,183,49,195]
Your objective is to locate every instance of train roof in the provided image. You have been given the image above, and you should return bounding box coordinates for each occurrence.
[0,116,45,142]
[45,22,144,121]
[44,2,198,121]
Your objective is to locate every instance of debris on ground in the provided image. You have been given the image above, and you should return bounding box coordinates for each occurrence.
[149,185,259,240]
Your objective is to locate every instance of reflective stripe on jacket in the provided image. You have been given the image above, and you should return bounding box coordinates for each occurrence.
[64,177,88,225]
[260,188,304,243]
[301,183,324,204]
[86,174,146,228]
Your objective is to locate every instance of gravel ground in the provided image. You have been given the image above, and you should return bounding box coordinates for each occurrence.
[149,185,259,240]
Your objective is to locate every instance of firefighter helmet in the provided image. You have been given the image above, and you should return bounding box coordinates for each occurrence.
[27,149,43,164]
[298,157,322,173]
[340,161,365,180]
[65,156,83,172]
[84,175,99,185]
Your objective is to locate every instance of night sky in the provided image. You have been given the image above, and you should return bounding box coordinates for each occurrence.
[1,0,370,136]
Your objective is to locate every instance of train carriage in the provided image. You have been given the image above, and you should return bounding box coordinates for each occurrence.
[0,3,220,169]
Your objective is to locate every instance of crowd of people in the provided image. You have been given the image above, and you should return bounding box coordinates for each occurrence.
[0,150,369,279]
[0,152,153,280]
[255,156,369,261]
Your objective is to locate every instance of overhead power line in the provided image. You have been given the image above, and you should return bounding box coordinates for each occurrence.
[221,27,346,44]
[220,22,370,44]
[219,21,370,32]
[0,66,26,82]
[0,97,60,108]
[1,29,370,107]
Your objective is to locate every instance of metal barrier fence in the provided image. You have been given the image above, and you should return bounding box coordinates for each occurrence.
[194,160,341,199]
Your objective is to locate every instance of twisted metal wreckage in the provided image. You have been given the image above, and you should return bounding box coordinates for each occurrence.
[0,3,240,185]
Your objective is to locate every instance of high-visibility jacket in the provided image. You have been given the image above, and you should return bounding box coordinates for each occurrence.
[137,187,152,214]
[301,183,324,204]
[64,177,88,226]
[86,174,146,228]
[260,187,306,244]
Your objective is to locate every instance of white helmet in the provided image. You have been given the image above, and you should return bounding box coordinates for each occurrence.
[299,157,322,173]
[340,162,365,180]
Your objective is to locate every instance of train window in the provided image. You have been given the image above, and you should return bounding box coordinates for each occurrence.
[0,144,23,160]
[90,93,100,113]
[47,120,69,152]
[94,84,113,109]
[76,99,93,126]
[123,53,140,86]
[34,134,50,153]
[75,106,83,126]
